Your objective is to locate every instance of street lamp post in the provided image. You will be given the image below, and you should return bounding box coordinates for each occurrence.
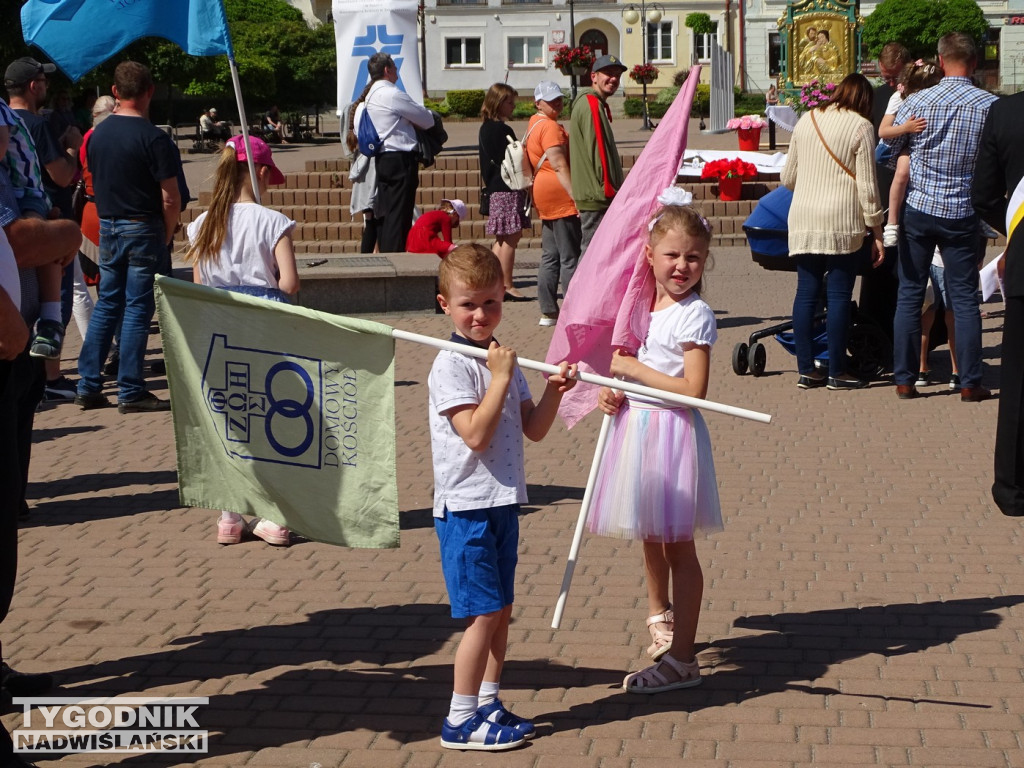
[622,1,664,131]
[569,0,577,101]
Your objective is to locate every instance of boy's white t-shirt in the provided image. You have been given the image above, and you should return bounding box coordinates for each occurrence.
[428,341,532,517]
[187,202,295,289]
[628,292,718,405]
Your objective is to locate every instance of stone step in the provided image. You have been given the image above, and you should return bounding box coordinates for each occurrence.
[196,180,781,210]
[287,231,752,255]
[310,152,646,174]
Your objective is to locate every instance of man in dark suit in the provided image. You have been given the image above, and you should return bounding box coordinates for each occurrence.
[972,91,1024,516]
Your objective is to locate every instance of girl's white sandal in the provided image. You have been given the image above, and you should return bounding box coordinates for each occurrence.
[623,653,702,694]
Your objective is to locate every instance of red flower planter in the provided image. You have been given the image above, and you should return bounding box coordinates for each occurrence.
[737,126,762,151]
[718,176,742,201]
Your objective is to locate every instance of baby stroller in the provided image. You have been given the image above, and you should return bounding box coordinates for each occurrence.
[733,186,893,379]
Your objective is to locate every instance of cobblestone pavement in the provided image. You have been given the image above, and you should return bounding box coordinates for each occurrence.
[5,127,1022,767]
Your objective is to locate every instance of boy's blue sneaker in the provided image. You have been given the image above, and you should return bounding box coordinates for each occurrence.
[477,700,536,738]
[439,712,526,751]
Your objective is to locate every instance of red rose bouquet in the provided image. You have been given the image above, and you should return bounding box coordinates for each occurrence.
[700,158,758,181]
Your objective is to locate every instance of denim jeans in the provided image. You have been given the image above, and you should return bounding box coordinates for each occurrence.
[894,206,983,387]
[77,217,164,402]
[792,252,861,377]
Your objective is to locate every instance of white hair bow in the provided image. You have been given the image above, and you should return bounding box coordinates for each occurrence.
[657,187,693,207]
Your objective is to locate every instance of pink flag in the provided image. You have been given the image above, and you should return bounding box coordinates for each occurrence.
[545,67,703,428]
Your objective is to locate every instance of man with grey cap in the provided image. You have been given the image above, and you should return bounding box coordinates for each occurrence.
[525,81,580,325]
[569,53,626,256]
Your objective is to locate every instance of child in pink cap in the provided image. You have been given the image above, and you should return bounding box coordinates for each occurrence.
[185,134,298,546]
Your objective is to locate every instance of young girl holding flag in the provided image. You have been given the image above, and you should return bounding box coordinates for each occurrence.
[589,188,723,693]
[185,134,298,547]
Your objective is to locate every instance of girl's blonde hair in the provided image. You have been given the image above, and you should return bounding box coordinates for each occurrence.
[899,59,943,98]
[185,147,257,263]
[648,204,714,295]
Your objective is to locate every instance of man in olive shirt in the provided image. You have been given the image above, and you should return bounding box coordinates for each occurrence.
[569,54,626,257]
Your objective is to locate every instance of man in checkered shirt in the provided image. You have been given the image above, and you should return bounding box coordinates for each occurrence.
[884,32,997,402]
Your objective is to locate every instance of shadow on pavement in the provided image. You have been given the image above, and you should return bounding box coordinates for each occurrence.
[23,470,179,526]
[22,596,1018,763]
[535,595,1020,733]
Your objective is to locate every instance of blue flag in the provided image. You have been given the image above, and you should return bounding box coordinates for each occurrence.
[22,0,233,82]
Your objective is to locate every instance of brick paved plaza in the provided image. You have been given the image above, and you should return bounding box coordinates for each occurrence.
[3,123,1021,767]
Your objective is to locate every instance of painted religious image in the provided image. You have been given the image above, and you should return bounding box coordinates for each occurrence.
[796,21,843,80]
[786,14,851,86]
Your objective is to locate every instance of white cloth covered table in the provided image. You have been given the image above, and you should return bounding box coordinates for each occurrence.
[676,149,788,178]
[766,105,799,133]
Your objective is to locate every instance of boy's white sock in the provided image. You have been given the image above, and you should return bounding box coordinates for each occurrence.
[446,693,478,727]
[478,681,500,708]
[39,302,61,324]
[220,511,242,522]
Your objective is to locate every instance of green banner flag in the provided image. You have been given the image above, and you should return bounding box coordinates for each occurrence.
[155,277,399,548]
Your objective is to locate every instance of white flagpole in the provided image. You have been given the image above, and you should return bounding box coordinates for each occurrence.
[551,411,612,629]
[390,328,771,423]
[227,55,262,205]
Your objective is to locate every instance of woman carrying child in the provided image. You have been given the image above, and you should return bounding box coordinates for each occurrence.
[589,187,723,693]
[185,135,299,546]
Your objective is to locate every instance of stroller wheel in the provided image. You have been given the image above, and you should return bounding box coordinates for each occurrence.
[749,342,767,377]
[731,342,749,375]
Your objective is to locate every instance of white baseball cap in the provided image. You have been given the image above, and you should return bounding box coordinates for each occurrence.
[534,81,564,103]
[442,199,468,220]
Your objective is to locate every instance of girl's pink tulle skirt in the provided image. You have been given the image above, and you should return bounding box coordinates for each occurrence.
[587,402,723,542]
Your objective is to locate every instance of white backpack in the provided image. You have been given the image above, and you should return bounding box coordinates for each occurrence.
[499,119,548,190]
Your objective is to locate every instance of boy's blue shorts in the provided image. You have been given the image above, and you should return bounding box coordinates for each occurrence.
[435,504,519,619]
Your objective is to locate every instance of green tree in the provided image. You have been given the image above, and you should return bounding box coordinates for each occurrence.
[5,0,335,115]
[862,0,989,60]
[684,13,715,36]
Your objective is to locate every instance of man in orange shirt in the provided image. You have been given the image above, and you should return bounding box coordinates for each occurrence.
[525,81,581,326]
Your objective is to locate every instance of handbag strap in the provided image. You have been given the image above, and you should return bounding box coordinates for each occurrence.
[810,111,855,180]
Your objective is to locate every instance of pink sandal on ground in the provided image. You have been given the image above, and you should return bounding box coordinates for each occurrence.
[646,608,674,660]
[622,652,702,694]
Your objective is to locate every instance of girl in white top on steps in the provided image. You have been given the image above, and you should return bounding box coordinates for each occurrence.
[185,134,299,547]
[589,189,723,694]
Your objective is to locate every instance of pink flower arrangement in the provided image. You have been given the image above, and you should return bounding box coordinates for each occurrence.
[798,79,837,111]
[726,115,767,130]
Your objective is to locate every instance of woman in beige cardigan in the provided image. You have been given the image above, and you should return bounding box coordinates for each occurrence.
[781,73,885,390]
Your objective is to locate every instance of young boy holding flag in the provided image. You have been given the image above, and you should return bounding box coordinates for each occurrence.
[428,244,576,751]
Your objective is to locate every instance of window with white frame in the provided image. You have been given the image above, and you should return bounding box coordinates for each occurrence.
[694,21,719,62]
[646,21,674,63]
[445,37,482,68]
[507,36,544,67]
